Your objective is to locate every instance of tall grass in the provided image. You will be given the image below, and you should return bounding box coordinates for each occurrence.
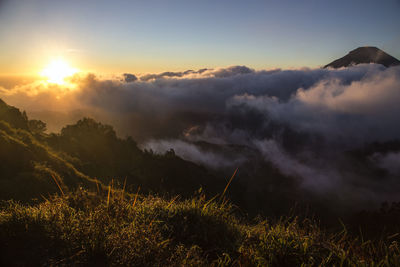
[0,186,399,266]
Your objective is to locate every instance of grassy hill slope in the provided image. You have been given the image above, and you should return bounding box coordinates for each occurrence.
[1,189,399,266]
[0,99,98,201]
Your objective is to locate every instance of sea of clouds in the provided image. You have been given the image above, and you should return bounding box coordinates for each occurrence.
[1,63,400,209]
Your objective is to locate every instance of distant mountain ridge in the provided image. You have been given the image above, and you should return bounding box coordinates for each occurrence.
[324,46,400,68]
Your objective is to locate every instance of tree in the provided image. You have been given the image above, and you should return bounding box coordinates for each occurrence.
[28,119,47,134]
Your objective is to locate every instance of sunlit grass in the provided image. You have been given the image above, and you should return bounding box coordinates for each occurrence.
[0,187,399,266]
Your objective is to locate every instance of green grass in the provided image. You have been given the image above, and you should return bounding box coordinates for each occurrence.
[1,189,399,266]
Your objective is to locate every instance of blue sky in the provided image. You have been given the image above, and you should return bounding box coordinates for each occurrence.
[0,0,399,74]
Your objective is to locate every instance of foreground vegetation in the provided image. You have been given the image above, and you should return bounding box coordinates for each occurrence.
[1,98,400,266]
[1,188,399,266]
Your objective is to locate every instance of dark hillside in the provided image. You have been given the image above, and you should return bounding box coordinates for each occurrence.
[0,99,29,130]
[0,101,98,201]
[0,99,225,202]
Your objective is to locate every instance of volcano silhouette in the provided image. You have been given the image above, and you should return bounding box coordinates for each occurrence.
[324,46,400,68]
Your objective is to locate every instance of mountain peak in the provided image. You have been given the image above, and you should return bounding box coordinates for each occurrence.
[324,46,400,68]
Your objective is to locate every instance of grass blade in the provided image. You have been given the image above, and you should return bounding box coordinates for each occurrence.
[95,178,100,194]
[220,168,238,202]
[121,177,127,200]
[132,186,140,209]
[51,174,65,197]
[167,195,180,209]
[107,184,111,207]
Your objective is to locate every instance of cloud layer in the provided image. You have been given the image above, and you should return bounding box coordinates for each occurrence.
[1,63,400,211]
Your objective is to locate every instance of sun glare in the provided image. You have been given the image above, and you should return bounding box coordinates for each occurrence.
[40,59,78,84]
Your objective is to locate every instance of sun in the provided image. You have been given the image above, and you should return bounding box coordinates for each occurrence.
[40,59,78,84]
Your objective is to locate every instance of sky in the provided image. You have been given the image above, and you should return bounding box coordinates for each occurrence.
[0,0,399,75]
